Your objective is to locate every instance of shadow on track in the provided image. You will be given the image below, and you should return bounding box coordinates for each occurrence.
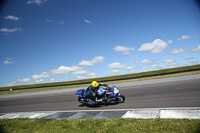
[78,102,123,108]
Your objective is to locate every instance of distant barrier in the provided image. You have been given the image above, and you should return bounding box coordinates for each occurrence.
[1,67,200,92]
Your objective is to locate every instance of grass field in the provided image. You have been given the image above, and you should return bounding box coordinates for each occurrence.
[0,64,200,95]
[0,118,200,133]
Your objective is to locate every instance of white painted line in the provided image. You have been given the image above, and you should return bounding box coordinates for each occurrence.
[122,110,159,119]
[160,110,200,119]
[10,114,19,119]
[29,113,46,118]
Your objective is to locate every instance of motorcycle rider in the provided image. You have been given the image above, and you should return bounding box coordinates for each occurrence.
[86,81,112,101]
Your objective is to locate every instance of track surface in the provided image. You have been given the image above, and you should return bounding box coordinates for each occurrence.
[0,75,200,113]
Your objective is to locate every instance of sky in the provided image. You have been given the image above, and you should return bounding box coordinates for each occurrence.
[0,0,200,87]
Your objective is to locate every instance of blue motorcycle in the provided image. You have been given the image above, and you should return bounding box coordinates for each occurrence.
[75,85,125,106]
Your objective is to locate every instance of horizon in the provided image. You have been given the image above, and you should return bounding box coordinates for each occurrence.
[0,0,200,87]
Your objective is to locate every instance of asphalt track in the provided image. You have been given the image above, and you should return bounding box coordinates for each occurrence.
[0,75,200,113]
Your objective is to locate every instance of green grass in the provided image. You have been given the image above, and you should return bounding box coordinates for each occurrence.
[1,64,200,95]
[0,118,200,133]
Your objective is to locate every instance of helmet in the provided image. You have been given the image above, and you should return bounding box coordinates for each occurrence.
[91,81,99,88]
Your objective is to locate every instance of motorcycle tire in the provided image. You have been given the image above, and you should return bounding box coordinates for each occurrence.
[117,94,125,102]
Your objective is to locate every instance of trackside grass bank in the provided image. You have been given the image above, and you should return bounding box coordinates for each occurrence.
[0,118,200,133]
[1,64,200,95]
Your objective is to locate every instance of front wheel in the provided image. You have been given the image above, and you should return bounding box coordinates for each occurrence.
[78,97,84,103]
[117,94,125,103]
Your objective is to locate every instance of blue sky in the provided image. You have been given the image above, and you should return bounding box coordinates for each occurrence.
[0,0,200,87]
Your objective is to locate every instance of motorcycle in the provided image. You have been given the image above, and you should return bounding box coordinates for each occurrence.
[75,85,125,106]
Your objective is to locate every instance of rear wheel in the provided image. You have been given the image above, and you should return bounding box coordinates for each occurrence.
[117,94,125,103]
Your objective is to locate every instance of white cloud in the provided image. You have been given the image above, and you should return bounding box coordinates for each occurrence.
[86,72,97,78]
[4,60,13,65]
[190,45,200,52]
[130,55,139,59]
[170,48,184,54]
[164,59,175,63]
[108,69,120,76]
[138,39,168,54]
[4,81,16,87]
[46,19,52,22]
[126,66,133,70]
[78,56,105,66]
[32,72,50,80]
[141,59,153,64]
[50,78,55,82]
[1,28,22,33]
[50,66,82,75]
[108,62,127,69]
[4,15,20,21]
[92,56,104,63]
[114,46,135,55]
[35,79,44,83]
[84,19,92,24]
[18,78,32,83]
[167,40,173,44]
[27,0,48,5]
[178,35,191,40]
[164,59,179,67]
[77,76,86,80]
[72,70,88,75]
[184,57,194,60]
[146,64,160,71]
[78,60,94,66]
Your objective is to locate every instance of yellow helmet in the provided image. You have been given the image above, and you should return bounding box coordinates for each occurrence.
[91,81,99,88]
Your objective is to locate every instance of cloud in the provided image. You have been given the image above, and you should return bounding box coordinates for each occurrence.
[170,48,184,54]
[108,69,120,76]
[78,60,94,66]
[4,56,103,86]
[126,66,133,70]
[184,57,194,60]
[50,78,55,82]
[114,46,135,55]
[50,66,83,75]
[78,56,105,66]
[138,39,168,54]
[146,64,160,71]
[17,78,32,83]
[141,59,154,64]
[27,0,48,5]
[77,76,86,80]
[3,58,14,65]
[72,70,89,75]
[4,60,13,65]
[46,19,52,22]
[4,81,16,87]
[32,72,50,80]
[84,19,92,24]
[164,59,179,67]
[130,55,139,59]
[178,35,192,40]
[141,59,159,65]
[0,28,22,33]
[189,45,200,52]
[35,79,44,83]
[108,62,127,69]
[84,19,96,27]
[4,15,20,21]
[167,40,173,44]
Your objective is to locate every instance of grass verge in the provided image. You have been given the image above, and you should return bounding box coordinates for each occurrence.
[0,118,200,133]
